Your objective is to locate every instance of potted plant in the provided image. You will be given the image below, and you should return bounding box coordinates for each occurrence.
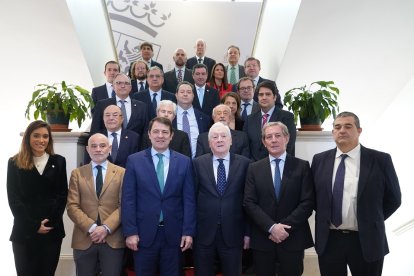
[283,81,340,131]
[25,81,93,131]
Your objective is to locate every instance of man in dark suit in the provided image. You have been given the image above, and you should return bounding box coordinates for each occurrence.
[132,66,176,120]
[236,77,260,121]
[243,81,296,160]
[163,48,194,94]
[128,42,163,77]
[311,111,401,276]
[186,39,216,79]
[91,60,120,114]
[193,122,251,276]
[90,73,148,137]
[122,117,196,275]
[226,45,246,85]
[140,100,191,157]
[244,57,283,108]
[244,121,314,276]
[173,81,210,158]
[196,104,250,158]
[130,60,149,93]
[191,63,220,118]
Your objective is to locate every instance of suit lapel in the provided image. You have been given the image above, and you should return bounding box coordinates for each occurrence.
[324,149,337,204]
[164,150,178,194]
[225,154,240,195]
[82,164,96,198]
[279,155,293,200]
[357,146,371,199]
[100,162,116,196]
[204,154,218,195]
[145,149,162,195]
[262,157,277,202]
[128,100,138,128]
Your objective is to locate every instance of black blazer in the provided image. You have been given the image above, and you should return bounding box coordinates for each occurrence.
[91,84,111,114]
[225,64,246,82]
[172,108,211,135]
[193,153,251,246]
[186,56,216,78]
[140,128,191,158]
[7,155,68,242]
[243,154,314,251]
[243,107,296,160]
[192,85,220,118]
[90,98,148,136]
[132,90,176,120]
[163,68,194,94]
[196,129,250,159]
[311,146,401,262]
[131,79,149,93]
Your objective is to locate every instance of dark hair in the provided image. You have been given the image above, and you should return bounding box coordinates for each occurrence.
[209,63,229,89]
[192,63,208,75]
[335,111,361,128]
[227,45,240,54]
[221,92,242,121]
[256,81,283,108]
[244,57,261,68]
[148,117,174,134]
[176,81,195,93]
[236,76,255,91]
[104,60,120,72]
[140,42,153,51]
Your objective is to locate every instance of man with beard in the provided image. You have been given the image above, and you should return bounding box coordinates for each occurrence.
[131,60,149,93]
[163,48,194,94]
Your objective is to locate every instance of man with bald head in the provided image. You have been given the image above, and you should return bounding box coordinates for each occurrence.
[68,133,126,275]
[163,48,194,94]
[196,104,250,158]
[186,39,216,79]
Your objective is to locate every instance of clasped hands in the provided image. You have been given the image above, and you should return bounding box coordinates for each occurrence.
[268,223,291,244]
[89,225,108,244]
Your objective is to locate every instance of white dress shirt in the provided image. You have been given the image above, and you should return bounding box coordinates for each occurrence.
[116,96,132,122]
[212,153,230,182]
[176,106,200,158]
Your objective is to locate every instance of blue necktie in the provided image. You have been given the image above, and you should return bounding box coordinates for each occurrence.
[96,165,103,197]
[156,153,164,221]
[139,81,145,92]
[182,111,191,141]
[242,103,249,121]
[197,88,204,107]
[331,154,348,227]
[111,89,115,98]
[274,159,281,200]
[217,159,226,196]
[111,132,118,161]
[119,100,128,129]
[152,93,158,114]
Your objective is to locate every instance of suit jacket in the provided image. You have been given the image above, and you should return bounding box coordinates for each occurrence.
[186,56,216,78]
[132,90,176,120]
[253,77,283,108]
[196,129,250,158]
[91,84,110,114]
[225,64,246,83]
[243,107,296,160]
[84,129,140,168]
[311,145,401,262]
[192,85,220,118]
[67,162,125,250]
[193,153,251,247]
[121,149,196,247]
[140,128,191,158]
[163,68,194,94]
[90,98,148,136]
[251,101,260,115]
[131,79,149,93]
[7,155,67,242]
[172,108,211,135]
[243,154,314,251]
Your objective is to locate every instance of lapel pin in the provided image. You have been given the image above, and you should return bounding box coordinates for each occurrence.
[52,165,55,168]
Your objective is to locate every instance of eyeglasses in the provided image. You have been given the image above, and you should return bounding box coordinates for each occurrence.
[239,86,253,92]
[114,81,131,86]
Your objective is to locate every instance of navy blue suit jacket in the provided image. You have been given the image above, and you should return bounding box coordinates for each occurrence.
[253,77,283,108]
[131,79,149,93]
[140,129,191,158]
[90,98,148,136]
[193,153,251,247]
[192,85,220,118]
[311,145,401,262]
[91,84,110,114]
[132,90,176,120]
[163,68,194,94]
[186,56,216,78]
[121,149,196,247]
[172,108,210,135]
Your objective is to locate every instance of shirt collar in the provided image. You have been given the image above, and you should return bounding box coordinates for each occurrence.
[92,160,108,170]
[261,105,275,116]
[151,147,170,159]
[213,152,230,162]
[336,144,361,159]
[269,151,287,163]
[115,95,130,103]
[177,105,194,114]
[107,128,122,137]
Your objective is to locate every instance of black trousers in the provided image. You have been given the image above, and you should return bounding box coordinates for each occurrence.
[318,230,384,276]
[252,246,304,276]
[12,239,62,276]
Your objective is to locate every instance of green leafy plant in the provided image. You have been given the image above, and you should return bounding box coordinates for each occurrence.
[283,81,340,125]
[25,81,93,128]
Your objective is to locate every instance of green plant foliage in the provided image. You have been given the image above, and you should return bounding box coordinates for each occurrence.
[25,81,93,128]
[283,81,340,125]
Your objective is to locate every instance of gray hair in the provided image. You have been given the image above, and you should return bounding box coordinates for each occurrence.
[261,121,289,139]
[157,100,177,116]
[208,122,231,141]
[334,111,361,128]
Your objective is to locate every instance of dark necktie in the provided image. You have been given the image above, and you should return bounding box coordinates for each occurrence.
[111,132,118,161]
[139,81,145,92]
[156,153,164,221]
[198,58,202,64]
[262,113,269,127]
[242,103,249,121]
[217,159,227,196]
[274,159,282,200]
[182,111,191,141]
[331,154,348,227]
[111,88,115,98]
[177,69,183,82]
[119,100,128,129]
[96,165,103,197]
[152,93,158,114]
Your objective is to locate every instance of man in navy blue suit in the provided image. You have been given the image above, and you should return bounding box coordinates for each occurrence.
[122,117,196,275]
[186,39,216,79]
[312,111,401,276]
[91,61,120,114]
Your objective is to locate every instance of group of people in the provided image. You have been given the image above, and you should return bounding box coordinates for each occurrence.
[6,38,401,276]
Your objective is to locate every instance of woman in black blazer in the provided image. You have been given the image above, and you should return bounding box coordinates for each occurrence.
[7,120,68,276]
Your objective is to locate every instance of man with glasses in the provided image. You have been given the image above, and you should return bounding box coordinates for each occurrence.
[133,66,176,120]
[236,77,261,120]
[91,73,148,136]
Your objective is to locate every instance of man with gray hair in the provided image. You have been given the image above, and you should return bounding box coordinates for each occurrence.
[244,121,314,276]
[193,122,251,276]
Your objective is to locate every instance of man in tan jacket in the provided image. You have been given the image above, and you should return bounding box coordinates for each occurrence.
[67,133,125,275]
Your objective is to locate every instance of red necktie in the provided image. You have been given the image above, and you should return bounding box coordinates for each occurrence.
[262,113,269,127]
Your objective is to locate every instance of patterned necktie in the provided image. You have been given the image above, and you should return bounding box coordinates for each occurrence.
[331,154,348,227]
[242,103,249,121]
[156,153,164,222]
[217,159,227,196]
[274,159,282,200]
[177,69,183,82]
[182,111,191,141]
[96,165,103,197]
[139,81,145,92]
[262,113,269,127]
[119,100,128,129]
[198,58,202,64]
[152,93,158,114]
[229,66,237,84]
[111,132,118,161]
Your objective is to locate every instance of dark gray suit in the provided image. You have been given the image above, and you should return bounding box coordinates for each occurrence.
[186,56,216,78]
[192,85,220,119]
[225,64,246,84]
[140,128,191,158]
[132,90,176,120]
[163,68,194,94]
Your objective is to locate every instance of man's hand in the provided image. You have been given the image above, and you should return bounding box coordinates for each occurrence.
[180,236,193,252]
[126,235,140,251]
[37,219,53,234]
[269,223,291,243]
[243,236,250,250]
[90,226,108,243]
